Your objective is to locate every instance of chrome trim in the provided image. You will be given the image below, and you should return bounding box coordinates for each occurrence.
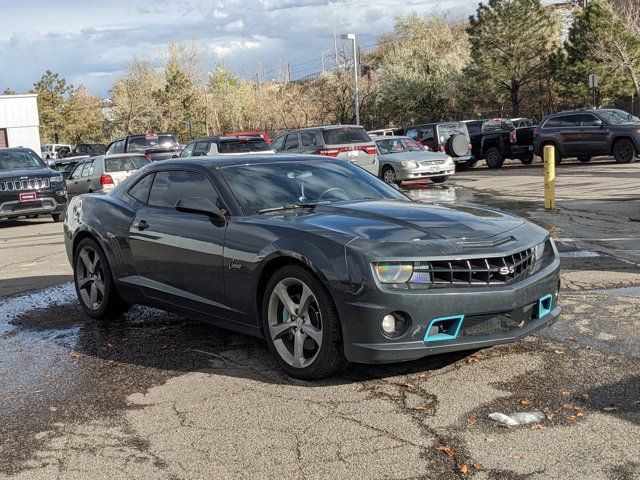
[0,177,51,192]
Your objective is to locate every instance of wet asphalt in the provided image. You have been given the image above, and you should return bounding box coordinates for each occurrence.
[0,157,639,479]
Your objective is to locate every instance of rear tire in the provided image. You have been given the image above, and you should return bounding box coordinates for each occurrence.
[520,156,534,165]
[431,176,448,184]
[485,147,504,169]
[613,138,636,164]
[466,159,478,168]
[578,156,592,163]
[52,212,64,223]
[73,238,131,319]
[261,265,345,380]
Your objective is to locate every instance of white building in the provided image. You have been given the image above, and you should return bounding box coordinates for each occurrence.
[0,94,41,153]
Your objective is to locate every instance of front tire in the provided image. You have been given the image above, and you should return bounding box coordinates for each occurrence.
[52,212,64,223]
[73,238,130,319]
[520,156,534,165]
[578,156,592,163]
[613,139,636,164]
[382,165,400,186]
[485,147,504,169]
[261,265,345,380]
[431,176,448,184]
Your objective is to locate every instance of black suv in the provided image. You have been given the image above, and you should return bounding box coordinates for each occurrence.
[106,133,181,161]
[0,148,67,222]
[533,109,640,164]
[404,122,472,168]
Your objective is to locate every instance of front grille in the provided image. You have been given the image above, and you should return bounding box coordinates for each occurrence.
[458,312,518,337]
[0,178,50,192]
[420,159,445,166]
[414,248,534,287]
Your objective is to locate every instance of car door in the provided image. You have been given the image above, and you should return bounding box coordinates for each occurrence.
[128,169,228,317]
[180,142,196,158]
[67,160,95,196]
[65,162,85,197]
[578,113,609,155]
[559,114,582,156]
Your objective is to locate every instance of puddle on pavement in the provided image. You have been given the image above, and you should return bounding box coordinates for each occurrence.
[560,250,602,258]
[580,286,640,297]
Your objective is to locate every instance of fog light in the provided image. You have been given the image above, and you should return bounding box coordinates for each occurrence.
[56,189,66,196]
[381,315,396,334]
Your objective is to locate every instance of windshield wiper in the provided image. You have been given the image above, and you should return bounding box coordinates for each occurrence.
[257,203,319,214]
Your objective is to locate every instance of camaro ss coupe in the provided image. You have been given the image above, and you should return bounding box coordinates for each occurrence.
[64,155,561,379]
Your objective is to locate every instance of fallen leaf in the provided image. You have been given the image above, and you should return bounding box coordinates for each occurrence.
[517,320,526,328]
[546,413,556,421]
[499,424,513,429]
[554,350,565,356]
[436,445,455,457]
[403,383,415,389]
[473,463,484,470]
[419,373,427,379]
[580,393,590,400]
[569,337,578,342]
[603,405,618,412]
[412,406,431,411]
[585,345,592,351]
[568,415,577,420]
[459,464,469,475]
[562,390,571,397]
[467,418,477,426]
[467,357,478,364]
[530,424,547,430]
[576,411,584,418]
[563,403,574,410]
[49,406,57,412]
[521,399,531,406]
[69,354,79,362]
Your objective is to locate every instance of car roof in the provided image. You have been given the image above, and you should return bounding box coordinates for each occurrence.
[372,135,412,141]
[144,154,337,170]
[286,124,362,133]
[189,135,267,143]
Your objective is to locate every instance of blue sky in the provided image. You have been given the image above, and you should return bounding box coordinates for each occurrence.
[0,0,474,97]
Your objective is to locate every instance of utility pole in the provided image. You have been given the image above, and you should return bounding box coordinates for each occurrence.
[287,63,291,83]
[332,10,338,68]
[341,33,360,125]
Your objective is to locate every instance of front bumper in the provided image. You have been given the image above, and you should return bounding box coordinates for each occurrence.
[0,190,67,218]
[396,164,455,181]
[452,155,472,164]
[332,263,561,364]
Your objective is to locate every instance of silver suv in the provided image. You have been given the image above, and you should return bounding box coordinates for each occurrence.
[272,125,379,175]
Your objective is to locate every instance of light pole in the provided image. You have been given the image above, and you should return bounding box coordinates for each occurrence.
[341,33,360,125]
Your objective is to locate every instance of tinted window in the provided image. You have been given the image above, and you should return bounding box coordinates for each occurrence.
[301,132,318,147]
[128,134,179,152]
[0,150,45,170]
[465,121,483,135]
[271,135,285,151]
[193,141,209,156]
[113,140,126,154]
[322,127,370,145]
[148,170,218,209]
[284,134,299,150]
[81,161,95,177]
[376,138,423,155]
[128,173,155,204]
[218,139,271,153]
[578,114,601,127]
[544,117,561,128]
[105,156,150,172]
[437,123,469,140]
[180,143,196,158]
[599,109,639,125]
[560,115,580,127]
[220,161,406,215]
[69,163,83,179]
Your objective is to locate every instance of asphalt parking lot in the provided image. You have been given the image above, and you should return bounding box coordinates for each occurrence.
[1,157,639,479]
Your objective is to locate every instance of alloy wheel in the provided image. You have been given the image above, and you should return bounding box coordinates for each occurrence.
[267,278,323,369]
[383,168,397,184]
[75,245,105,311]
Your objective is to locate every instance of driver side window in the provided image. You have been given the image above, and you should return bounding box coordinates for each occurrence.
[69,163,83,180]
[147,170,224,212]
[180,143,196,158]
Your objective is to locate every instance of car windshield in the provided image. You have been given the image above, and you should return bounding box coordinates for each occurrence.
[376,138,423,155]
[105,156,151,172]
[599,110,640,125]
[128,134,179,152]
[322,127,371,145]
[221,161,406,215]
[54,162,78,174]
[219,139,271,153]
[0,150,46,170]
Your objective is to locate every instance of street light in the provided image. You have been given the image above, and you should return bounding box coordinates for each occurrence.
[341,33,360,125]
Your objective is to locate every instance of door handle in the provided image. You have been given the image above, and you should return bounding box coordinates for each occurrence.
[135,220,149,231]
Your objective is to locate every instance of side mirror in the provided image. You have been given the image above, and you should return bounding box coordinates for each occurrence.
[172,154,179,159]
[175,197,225,219]
[47,159,55,168]
[594,119,604,127]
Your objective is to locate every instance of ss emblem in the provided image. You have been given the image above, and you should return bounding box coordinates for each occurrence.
[499,266,515,275]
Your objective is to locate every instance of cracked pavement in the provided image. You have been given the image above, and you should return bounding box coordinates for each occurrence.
[1,157,639,479]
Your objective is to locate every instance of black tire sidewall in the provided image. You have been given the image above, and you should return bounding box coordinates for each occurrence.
[431,176,448,183]
[486,148,504,169]
[261,265,344,379]
[382,165,396,184]
[614,139,635,164]
[73,238,123,319]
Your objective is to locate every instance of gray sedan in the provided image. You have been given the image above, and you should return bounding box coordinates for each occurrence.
[66,154,150,198]
[375,136,455,185]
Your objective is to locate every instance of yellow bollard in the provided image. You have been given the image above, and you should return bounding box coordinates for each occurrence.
[544,145,556,209]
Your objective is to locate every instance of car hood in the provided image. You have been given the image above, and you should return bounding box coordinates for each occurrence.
[266,199,525,242]
[0,167,57,180]
[379,151,448,162]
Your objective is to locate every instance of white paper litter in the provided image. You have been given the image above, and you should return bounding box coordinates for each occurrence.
[489,411,545,426]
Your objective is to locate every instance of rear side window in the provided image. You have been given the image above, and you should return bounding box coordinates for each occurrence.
[578,114,601,127]
[301,132,318,147]
[193,141,210,156]
[543,117,561,128]
[437,123,469,140]
[284,134,299,150]
[81,161,95,177]
[105,156,150,172]
[128,173,155,204]
[560,115,580,127]
[112,140,126,154]
[180,143,196,158]
[322,127,370,145]
[148,170,218,209]
[465,122,483,135]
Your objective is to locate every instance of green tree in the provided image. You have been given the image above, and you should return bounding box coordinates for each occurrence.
[2,88,16,95]
[468,0,559,116]
[31,70,73,143]
[62,86,105,144]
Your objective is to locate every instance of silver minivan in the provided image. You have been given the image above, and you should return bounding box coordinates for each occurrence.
[66,154,150,198]
[271,125,379,175]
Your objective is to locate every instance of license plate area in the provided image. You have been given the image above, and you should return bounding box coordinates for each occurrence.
[19,192,38,203]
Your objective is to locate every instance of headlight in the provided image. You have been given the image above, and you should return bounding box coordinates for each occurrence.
[446,156,454,164]
[400,160,419,168]
[374,263,413,283]
[531,238,552,273]
[50,174,64,183]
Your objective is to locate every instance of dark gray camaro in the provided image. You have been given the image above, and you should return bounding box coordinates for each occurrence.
[64,155,561,379]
